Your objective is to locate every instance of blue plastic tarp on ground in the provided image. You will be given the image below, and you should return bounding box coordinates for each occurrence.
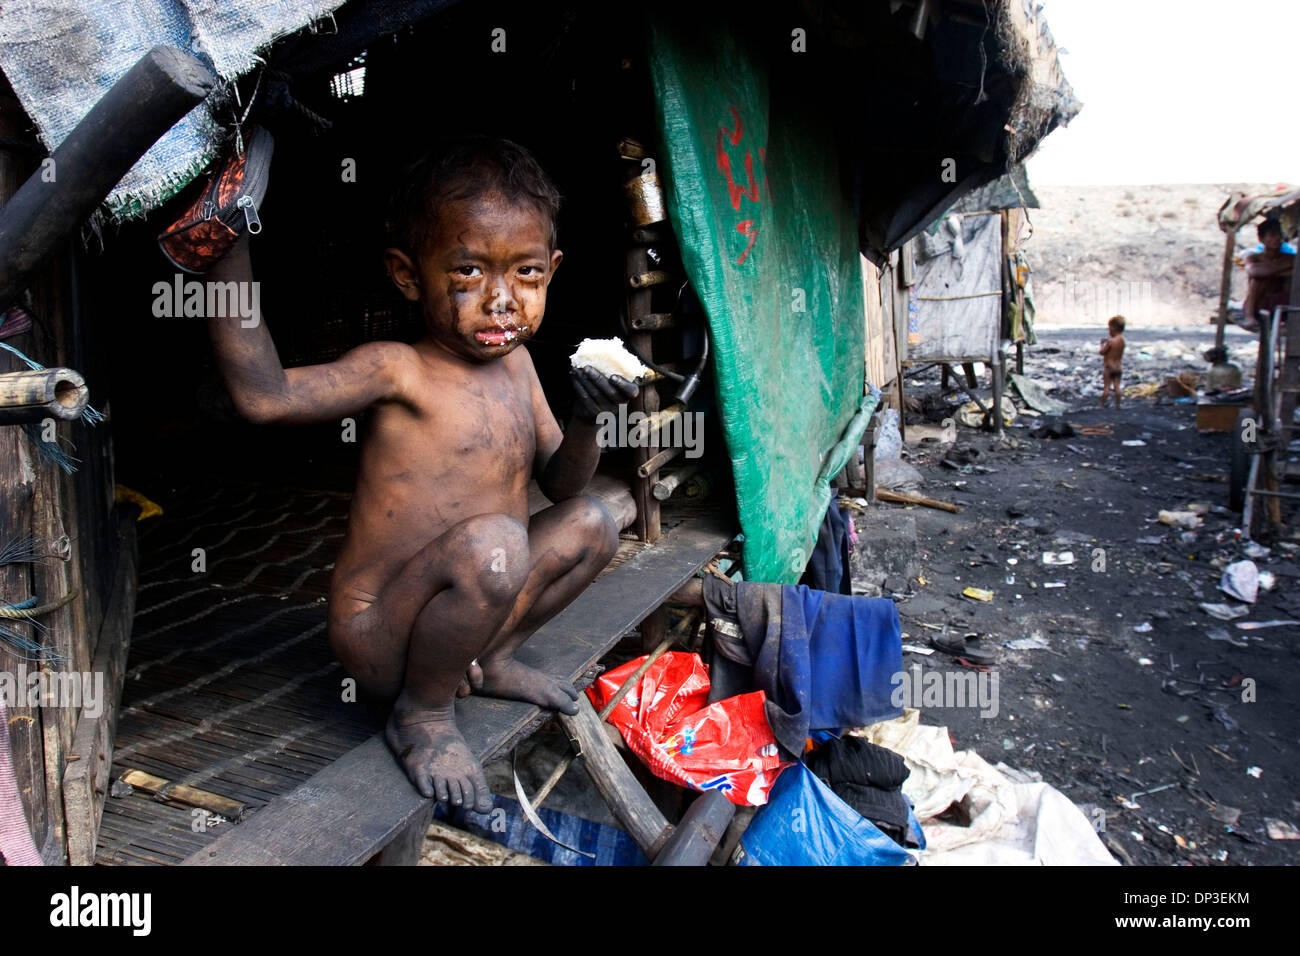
[737,762,922,866]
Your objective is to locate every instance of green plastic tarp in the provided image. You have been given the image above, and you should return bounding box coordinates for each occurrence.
[649,17,873,585]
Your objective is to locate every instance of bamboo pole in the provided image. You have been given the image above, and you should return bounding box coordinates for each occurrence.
[0,368,87,424]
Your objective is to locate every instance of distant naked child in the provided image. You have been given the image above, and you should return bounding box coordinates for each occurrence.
[1099,315,1126,408]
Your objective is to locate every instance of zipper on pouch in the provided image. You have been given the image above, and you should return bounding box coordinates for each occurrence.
[237,195,262,234]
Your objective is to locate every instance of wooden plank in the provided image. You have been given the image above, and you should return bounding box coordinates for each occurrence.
[183,514,734,865]
[556,696,669,857]
[372,803,432,866]
[33,470,72,862]
[63,509,137,864]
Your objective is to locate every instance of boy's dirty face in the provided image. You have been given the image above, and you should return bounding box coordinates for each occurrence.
[1262,231,1283,253]
[386,193,562,363]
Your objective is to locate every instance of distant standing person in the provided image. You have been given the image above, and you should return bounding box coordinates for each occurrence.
[1241,219,1293,332]
[1099,315,1126,408]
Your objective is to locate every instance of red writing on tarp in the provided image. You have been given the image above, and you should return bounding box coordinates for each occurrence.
[715,106,765,265]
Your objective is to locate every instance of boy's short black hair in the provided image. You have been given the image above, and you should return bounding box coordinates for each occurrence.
[388,135,562,256]
[1108,314,1126,331]
[1258,218,1282,239]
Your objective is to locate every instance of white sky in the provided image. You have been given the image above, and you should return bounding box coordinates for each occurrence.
[1027,0,1300,185]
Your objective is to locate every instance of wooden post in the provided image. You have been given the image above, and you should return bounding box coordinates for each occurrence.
[1215,229,1237,351]
[372,802,434,866]
[991,347,1004,436]
[556,696,671,859]
[63,508,137,865]
[0,77,49,860]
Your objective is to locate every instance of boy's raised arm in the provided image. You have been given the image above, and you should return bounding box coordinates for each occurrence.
[206,237,411,425]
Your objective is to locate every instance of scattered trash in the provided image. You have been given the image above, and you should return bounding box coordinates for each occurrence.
[1206,627,1248,647]
[956,396,1018,428]
[587,652,787,806]
[109,780,134,799]
[1210,805,1241,826]
[1258,570,1276,592]
[1030,420,1075,440]
[1200,602,1250,621]
[1246,766,1263,779]
[1266,820,1300,841]
[1213,849,1229,861]
[1008,373,1068,415]
[1005,634,1051,650]
[1164,371,1202,398]
[1135,535,1164,545]
[1126,382,1163,398]
[961,586,994,602]
[873,407,902,462]
[1042,551,1075,566]
[1159,510,1203,529]
[1074,424,1113,436]
[1219,560,1259,603]
[1242,541,1270,559]
[1214,706,1239,732]
[1133,622,1153,634]
[901,643,935,656]
[1130,831,1144,842]
[1122,439,1147,447]
[1137,657,1154,665]
[1236,619,1300,630]
[875,458,927,493]
[1043,581,1066,589]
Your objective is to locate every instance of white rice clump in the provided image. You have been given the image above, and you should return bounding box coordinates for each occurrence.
[569,337,650,380]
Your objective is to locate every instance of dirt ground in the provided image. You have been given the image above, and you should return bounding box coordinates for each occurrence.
[866,324,1300,865]
[1029,183,1295,327]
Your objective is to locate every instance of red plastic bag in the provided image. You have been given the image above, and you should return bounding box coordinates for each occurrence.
[586,651,790,806]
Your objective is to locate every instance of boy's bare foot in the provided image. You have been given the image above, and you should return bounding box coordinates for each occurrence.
[385,705,493,812]
[473,656,580,714]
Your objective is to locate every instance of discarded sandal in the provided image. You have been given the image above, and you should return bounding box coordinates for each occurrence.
[929,630,997,665]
